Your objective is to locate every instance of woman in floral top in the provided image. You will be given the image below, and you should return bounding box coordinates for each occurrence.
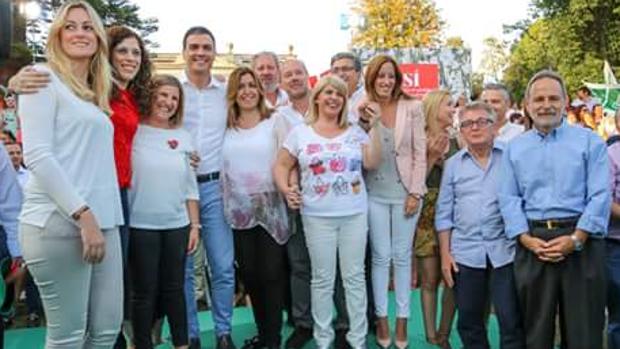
[221,67,289,349]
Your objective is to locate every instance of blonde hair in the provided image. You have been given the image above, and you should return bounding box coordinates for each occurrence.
[226,67,272,129]
[46,1,111,114]
[307,75,349,129]
[422,90,451,136]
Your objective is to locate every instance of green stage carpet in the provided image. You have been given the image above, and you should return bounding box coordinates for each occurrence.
[6,290,502,348]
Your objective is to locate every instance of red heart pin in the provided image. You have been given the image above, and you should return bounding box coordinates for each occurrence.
[168,139,178,149]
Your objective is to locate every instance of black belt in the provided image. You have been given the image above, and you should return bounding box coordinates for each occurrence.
[529,217,579,230]
[197,172,220,183]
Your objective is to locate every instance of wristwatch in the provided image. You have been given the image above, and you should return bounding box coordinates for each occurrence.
[570,234,584,252]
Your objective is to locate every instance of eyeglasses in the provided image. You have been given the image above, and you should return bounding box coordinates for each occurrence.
[331,66,356,74]
[459,118,494,129]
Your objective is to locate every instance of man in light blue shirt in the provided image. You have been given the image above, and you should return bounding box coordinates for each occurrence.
[436,102,524,349]
[499,70,610,349]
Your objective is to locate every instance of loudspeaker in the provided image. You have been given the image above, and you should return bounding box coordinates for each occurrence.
[0,0,12,60]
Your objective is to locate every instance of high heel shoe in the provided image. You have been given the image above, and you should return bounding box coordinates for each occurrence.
[375,317,392,349]
[394,318,408,349]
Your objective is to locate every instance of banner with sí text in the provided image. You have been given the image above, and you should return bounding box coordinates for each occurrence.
[399,63,439,98]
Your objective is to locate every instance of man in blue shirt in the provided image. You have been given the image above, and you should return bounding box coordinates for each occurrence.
[436,102,524,349]
[499,70,610,349]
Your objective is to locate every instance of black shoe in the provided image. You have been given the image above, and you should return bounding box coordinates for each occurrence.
[335,329,351,349]
[285,327,313,349]
[241,336,264,349]
[189,337,202,349]
[217,334,237,349]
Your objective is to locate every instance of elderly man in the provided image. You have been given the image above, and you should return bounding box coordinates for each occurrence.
[252,51,289,108]
[435,102,524,349]
[480,83,524,142]
[499,70,610,349]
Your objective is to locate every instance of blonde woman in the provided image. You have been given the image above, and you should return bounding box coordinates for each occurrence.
[18,1,124,348]
[414,90,458,348]
[357,55,426,349]
[273,76,381,349]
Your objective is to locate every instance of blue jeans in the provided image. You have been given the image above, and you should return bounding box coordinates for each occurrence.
[185,180,235,338]
[608,240,620,349]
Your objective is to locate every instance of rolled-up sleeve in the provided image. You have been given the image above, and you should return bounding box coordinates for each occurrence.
[434,157,455,232]
[0,145,22,257]
[577,134,611,235]
[498,144,529,239]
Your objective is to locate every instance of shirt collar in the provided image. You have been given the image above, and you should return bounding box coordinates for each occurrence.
[533,117,567,140]
[180,70,224,90]
[460,141,504,160]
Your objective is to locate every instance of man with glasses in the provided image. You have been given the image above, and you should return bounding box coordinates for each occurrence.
[499,70,610,348]
[330,52,364,122]
[436,102,524,349]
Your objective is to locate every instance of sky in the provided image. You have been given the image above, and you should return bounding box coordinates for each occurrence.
[134,0,531,76]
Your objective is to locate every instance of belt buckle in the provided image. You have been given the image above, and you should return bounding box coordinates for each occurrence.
[546,220,556,230]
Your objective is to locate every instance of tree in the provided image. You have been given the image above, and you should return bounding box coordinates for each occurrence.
[20,0,159,53]
[503,0,620,100]
[444,36,465,49]
[478,37,508,82]
[350,0,444,49]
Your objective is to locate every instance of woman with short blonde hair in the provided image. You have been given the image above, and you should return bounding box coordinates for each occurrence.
[18,1,125,347]
[274,75,381,349]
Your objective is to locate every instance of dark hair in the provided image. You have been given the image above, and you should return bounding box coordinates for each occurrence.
[578,85,591,96]
[182,26,216,50]
[107,26,152,116]
[330,52,362,72]
[1,129,16,143]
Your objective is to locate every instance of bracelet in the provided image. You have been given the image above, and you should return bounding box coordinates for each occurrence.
[72,206,90,221]
[190,223,202,230]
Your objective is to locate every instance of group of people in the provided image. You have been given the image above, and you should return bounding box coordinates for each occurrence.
[0,1,618,349]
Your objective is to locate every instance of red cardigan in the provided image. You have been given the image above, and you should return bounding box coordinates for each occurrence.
[110,89,140,189]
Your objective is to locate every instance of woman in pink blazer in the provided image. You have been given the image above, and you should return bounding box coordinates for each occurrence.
[358,54,426,349]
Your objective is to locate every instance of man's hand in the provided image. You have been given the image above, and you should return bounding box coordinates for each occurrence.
[8,66,51,94]
[440,249,459,288]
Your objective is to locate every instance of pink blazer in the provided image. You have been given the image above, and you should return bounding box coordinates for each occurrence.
[393,99,427,197]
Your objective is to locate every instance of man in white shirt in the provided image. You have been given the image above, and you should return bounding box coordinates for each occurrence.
[179,26,236,349]
[5,142,29,189]
[278,59,310,128]
[330,52,365,123]
[252,51,289,109]
[480,83,524,142]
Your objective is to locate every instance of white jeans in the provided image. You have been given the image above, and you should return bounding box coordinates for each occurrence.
[368,198,421,318]
[20,213,123,349]
[302,213,368,349]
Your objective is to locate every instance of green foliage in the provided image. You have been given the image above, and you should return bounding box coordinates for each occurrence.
[504,0,620,101]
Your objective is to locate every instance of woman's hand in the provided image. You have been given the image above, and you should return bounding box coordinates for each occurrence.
[8,66,51,95]
[427,133,449,162]
[78,210,106,264]
[404,195,421,217]
[187,226,200,254]
[189,151,200,169]
[285,184,302,210]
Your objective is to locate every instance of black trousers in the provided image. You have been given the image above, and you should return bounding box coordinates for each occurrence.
[234,226,287,346]
[129,227,189,349]
[454,261,524,349]
[514,225,606,349]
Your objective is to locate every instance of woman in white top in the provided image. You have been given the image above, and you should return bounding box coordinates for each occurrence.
[127,75,200,349]
[221,67,289,349]
[273,76,381,349]
[18,2,124,347]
